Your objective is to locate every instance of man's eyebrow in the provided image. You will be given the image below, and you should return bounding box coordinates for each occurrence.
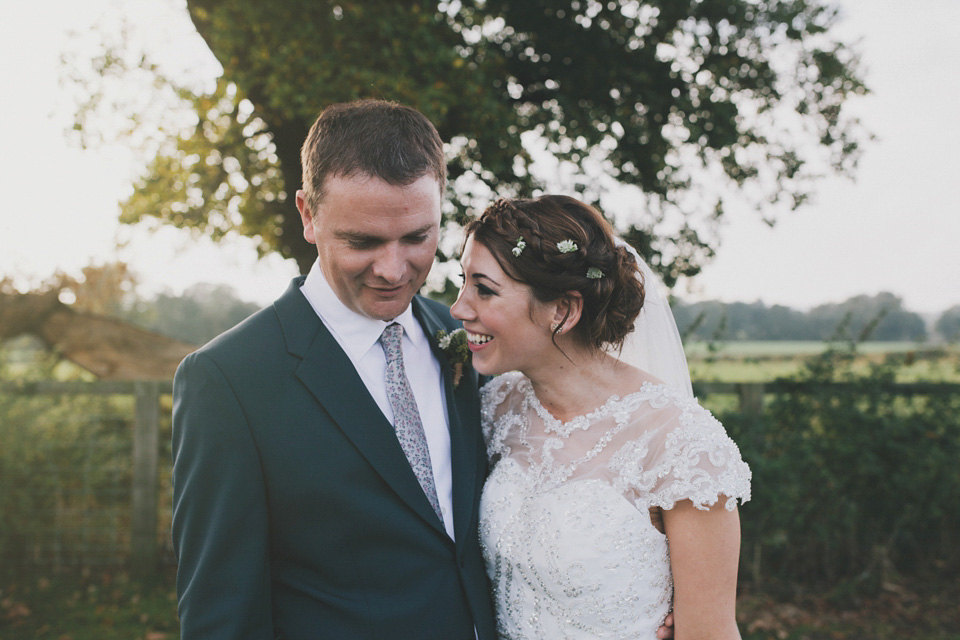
[335,230,381,243]
[334,225,435,243]
[402,224,436,238]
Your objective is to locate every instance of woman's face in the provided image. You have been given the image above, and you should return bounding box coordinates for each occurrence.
[451,236,556,376]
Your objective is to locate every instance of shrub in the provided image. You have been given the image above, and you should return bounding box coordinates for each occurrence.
[725,346,960,592]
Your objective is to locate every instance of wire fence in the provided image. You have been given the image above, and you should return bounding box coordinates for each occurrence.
[0,381,171,576]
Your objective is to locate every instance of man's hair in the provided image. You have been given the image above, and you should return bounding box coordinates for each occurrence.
[300,99,446,211]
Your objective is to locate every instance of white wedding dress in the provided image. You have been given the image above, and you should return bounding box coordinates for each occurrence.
[479,371,752,639]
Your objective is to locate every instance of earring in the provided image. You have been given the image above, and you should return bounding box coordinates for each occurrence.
[551,323,562,333]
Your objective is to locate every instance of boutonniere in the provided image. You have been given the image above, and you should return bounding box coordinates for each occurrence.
[435,328,470,388]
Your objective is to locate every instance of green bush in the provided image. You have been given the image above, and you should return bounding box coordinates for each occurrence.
[725,347,960,592]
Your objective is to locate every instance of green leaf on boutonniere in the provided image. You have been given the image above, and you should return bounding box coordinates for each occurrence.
[436,328,470,388]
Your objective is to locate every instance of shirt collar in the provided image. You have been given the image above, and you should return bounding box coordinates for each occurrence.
[301,260,429,360]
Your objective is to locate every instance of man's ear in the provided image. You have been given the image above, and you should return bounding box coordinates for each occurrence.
[296,190,318,246]
[553,292,584,334]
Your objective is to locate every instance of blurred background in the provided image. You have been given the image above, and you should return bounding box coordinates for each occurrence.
[1,1,958,638]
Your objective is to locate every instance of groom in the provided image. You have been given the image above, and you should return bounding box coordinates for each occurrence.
[171,100,496,638]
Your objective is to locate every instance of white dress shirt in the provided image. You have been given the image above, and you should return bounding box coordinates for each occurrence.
[299,261,456,539]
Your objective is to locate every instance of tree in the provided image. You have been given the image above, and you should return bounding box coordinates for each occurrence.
[68,0,869,285]
[673,299,815,341]
[673,293,927,342]
[126,283,261,345]
[807,292,926,342]
[54,261,139,317]
[935,305,960,343]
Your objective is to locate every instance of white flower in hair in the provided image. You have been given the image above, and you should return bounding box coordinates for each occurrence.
[512,236,527,257]
[556,239,578,253]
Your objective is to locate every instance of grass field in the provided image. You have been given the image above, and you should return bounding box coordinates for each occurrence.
[685,341,960,383]
[684,340,955,358]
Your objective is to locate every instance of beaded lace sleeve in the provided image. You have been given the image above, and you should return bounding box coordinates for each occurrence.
[610,386,752,512]
[479,372,526,459]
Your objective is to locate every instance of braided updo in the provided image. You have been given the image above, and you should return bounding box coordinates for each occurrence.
[463,195,645,351]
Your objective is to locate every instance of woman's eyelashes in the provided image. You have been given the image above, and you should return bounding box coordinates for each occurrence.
[460,271,496,297]
[476,283,495,297]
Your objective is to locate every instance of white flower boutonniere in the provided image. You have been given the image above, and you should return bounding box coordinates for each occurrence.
[436,328,470,388]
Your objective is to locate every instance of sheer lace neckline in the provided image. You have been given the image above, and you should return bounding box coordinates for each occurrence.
[523,377,665,438]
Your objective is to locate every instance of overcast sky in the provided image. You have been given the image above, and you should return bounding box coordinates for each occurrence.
[1,0,957,315]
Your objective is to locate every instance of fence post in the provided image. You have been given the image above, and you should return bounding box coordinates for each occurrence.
[131,380,160,577]
[737,383,765,416]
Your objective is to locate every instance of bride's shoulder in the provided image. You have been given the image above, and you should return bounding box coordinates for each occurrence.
[618,377,721,438]
[650,383,717,424]
[613,383,752,511]
[615,363,692,413]
[623,383,745,469]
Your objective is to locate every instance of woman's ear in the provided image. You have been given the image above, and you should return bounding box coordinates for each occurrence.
[552,292,583,334]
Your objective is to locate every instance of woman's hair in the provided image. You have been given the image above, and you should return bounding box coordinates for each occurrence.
[463,195,645,350]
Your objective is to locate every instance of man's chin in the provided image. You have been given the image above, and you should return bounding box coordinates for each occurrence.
[360,296,416,322]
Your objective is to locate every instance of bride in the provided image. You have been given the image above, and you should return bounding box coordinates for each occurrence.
[451,196,751,639]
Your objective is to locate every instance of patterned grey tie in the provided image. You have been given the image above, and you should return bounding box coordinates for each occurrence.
[380,323,444,522]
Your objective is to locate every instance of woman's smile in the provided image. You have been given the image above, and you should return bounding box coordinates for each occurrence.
[465,330,494,350]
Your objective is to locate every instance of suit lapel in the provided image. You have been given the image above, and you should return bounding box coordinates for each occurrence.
[412,298,482,548]
[274,281,447,534]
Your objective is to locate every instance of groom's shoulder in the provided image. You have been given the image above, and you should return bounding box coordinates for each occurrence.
[192,277,307,360]
[414,294,459,330]
[415,293,452,314]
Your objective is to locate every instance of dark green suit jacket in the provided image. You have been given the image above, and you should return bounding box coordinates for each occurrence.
[172,277,496,639]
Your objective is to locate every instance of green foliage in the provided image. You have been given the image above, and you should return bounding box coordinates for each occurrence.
[725,344,960,591]
[67,0,869,280]
[807,293,928,342]
[0,370,128,571]
[935,304,960,343]
[120,78,292,258]
[436,328,470,365]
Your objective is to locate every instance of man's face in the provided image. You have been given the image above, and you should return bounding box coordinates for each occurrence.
[297,173,442,321]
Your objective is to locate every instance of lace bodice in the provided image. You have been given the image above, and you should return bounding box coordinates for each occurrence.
[478,371,751,639]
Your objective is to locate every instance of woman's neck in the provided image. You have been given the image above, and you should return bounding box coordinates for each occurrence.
[523,347,636,423]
